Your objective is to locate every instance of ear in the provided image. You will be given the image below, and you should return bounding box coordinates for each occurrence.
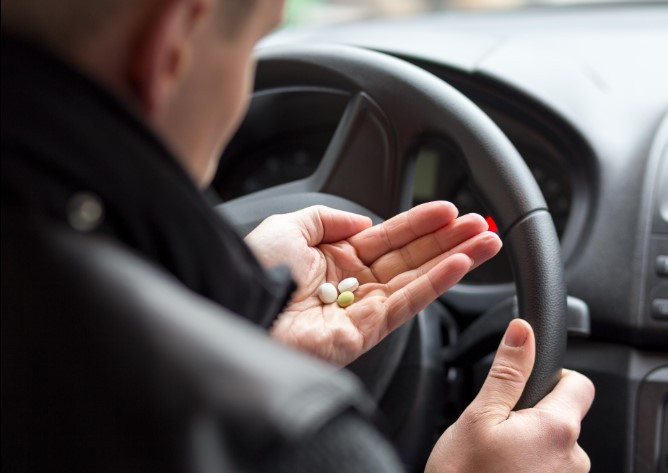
[127,0,211,116]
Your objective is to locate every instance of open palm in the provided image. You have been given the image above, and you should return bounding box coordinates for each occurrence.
[245,202,502,366]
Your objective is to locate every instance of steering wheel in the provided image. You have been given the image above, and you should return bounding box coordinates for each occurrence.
[219,42,566,429]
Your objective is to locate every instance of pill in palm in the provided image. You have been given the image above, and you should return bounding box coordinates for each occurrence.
[337,277,359,293]
[337,291,355,307]
[318,282,338,304]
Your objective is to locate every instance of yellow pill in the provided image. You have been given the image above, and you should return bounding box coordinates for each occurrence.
[337,291,355,308]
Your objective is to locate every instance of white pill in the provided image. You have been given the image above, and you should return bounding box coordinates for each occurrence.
[318,283,338,304]
[338,277,359,293]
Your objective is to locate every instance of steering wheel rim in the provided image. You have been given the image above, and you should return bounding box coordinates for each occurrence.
[220,43,566,410]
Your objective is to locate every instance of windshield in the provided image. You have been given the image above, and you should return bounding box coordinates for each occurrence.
[285,0,655,26]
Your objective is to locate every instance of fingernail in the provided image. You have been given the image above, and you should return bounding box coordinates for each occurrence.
[504,320,528,347]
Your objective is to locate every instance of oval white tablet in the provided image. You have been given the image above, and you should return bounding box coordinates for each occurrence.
[338,277,359,293]
[318,283,338,304]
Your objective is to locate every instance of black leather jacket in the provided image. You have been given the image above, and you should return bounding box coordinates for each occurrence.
[1,36,401,473]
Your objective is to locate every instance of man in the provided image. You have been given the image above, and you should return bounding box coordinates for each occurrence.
[1,0,594,472]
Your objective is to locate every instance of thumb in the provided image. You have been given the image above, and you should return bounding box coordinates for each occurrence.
[467,319,536,424]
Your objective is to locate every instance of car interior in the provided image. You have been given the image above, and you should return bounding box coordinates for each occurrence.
[208,3,668,472]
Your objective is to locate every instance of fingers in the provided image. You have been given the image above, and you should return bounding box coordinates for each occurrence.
[380,231,500,331]
[380,230,501,289]
[535,369,596,422]
[466,319,536,424]
[348,201,458,265]
[293,206,373,245]
[383,253,473,332]
[573,443,592,472]
[369,213,493,283]
[530,374,594,469]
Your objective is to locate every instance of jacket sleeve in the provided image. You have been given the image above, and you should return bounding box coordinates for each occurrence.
[1,211,382,473]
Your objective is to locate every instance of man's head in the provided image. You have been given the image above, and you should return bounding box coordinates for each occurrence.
[2,0,286,187]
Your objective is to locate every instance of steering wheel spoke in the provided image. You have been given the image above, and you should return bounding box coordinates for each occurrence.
[307,92,404,218]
